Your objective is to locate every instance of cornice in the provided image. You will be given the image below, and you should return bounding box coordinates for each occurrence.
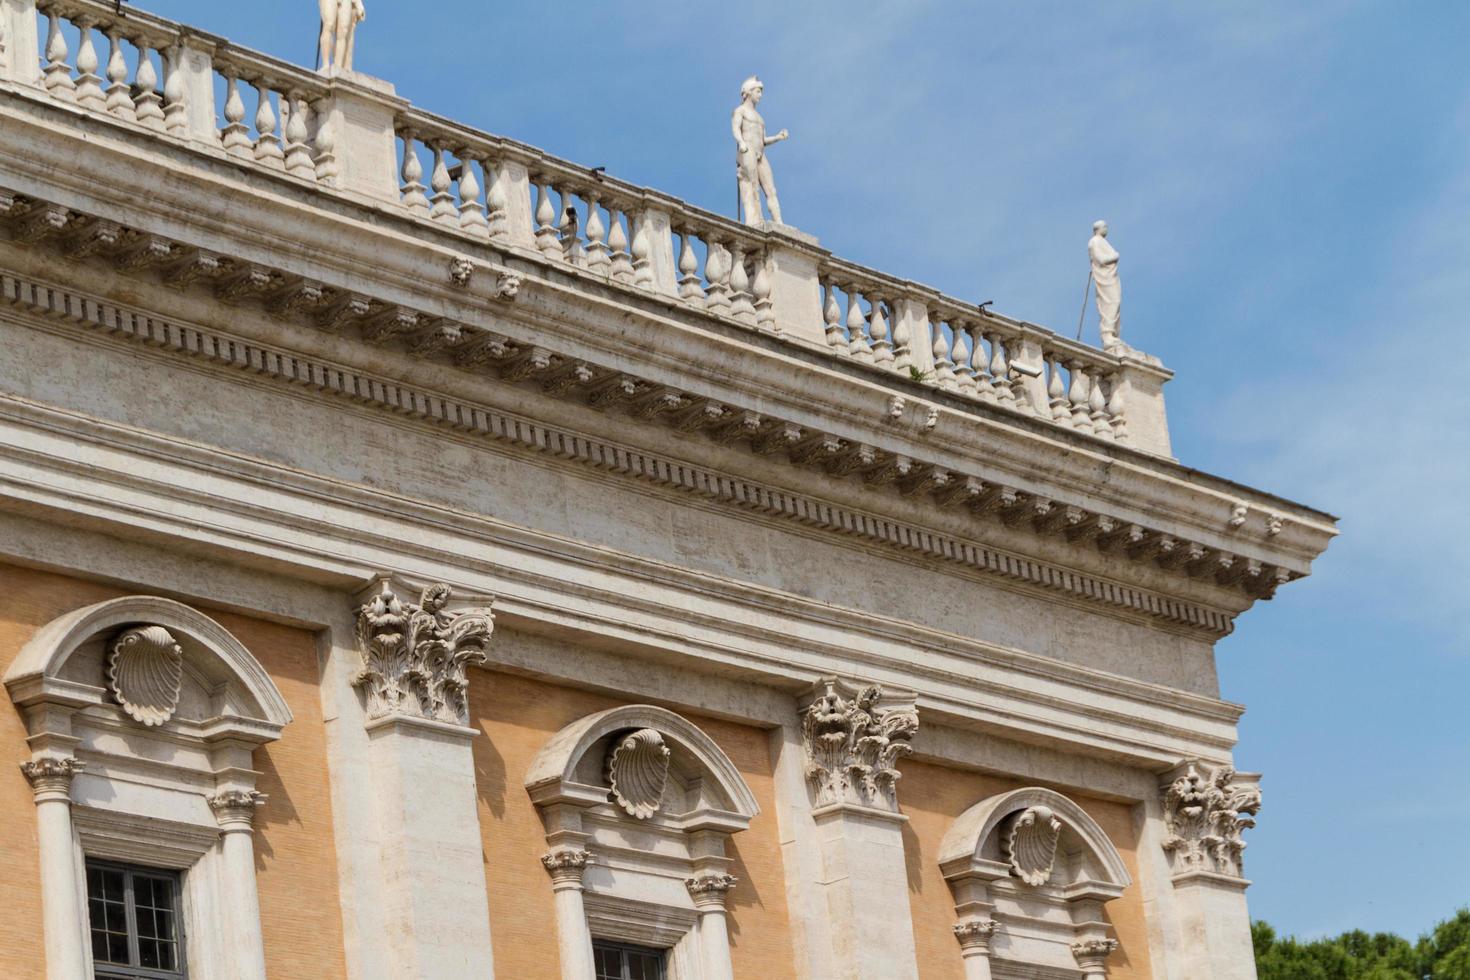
[0,397,1241,764]
[0,258,1242,636]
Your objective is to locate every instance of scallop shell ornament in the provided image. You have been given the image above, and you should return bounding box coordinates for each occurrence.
[1005,805,1063,887]
[607,728,671,820]
[108,626,184,727]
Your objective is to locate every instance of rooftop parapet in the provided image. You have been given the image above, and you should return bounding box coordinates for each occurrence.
[2,0,1173,456]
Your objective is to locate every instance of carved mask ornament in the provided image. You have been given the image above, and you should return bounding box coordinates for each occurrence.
[607,728,671,819]
[108,625,184,726]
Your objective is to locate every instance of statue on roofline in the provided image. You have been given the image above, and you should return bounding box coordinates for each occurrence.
[732,76,789,227]
[318,0,366,75]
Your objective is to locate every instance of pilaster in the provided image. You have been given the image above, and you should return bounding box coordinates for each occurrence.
[772,677,921,980]
[352,577,498,978]
[1160,759,1262,980]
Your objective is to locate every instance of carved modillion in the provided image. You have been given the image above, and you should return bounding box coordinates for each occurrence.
[354,580,494,726]
[107,625,184,727]
[1005,805,1063,886]
[606,728,671,820]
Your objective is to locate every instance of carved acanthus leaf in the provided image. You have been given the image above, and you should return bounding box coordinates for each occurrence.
[800,679,918,812]
[607,728,671,820]
[353,580,494,726]
[107,625,184,727]
[1160,760,1261,879]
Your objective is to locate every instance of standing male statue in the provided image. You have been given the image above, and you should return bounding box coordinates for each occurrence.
[732,76,789,227]
[1088,220,1124,352]
[318,0,366,74]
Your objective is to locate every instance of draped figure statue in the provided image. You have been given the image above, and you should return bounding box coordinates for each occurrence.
[318,0,366,74]
[1088,220,1123,352]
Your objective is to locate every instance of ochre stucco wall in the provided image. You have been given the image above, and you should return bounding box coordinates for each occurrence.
[902,760,1153,980]
[0,563,346,979]
[469,668,798,980]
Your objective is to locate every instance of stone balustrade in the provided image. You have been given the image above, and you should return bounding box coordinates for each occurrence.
[1,0,1174,456]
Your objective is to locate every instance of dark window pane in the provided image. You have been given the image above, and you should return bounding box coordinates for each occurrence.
[104,900,127,934]
[91,930,110,963]
[107,930,129,964]
[140,937,161,968]
[156,938,177,971]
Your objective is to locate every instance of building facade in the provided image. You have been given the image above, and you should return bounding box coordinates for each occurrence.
[0,3,1336,978]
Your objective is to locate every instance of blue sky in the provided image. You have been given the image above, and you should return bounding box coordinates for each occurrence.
[138,0,1470,939]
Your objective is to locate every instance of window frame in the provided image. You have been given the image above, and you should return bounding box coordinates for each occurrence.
[85,858,188,980]
[592,938,668,980]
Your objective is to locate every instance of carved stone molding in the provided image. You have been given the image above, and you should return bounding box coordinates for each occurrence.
[685,872,738,909]
[20,757,84,799]
[800,678,919,812]
[953,919,997,955]
[606,728,670,820]
[541,847,590,887]
[207,790,267,829]
[107,625,184,727]
[1004,805,1062,886]
[1161,760,1261,879]
[354,580,494,727]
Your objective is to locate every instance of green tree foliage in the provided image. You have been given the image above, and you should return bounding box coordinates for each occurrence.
[1255,911,1470,980]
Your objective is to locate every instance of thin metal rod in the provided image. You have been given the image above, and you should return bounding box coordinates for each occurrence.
[1075,271,1092,341]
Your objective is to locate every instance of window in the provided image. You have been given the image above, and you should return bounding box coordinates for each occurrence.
[86,860,186,979]
[593,939,666,980]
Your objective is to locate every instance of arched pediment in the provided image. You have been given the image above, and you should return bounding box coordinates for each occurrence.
[4,595,292,730]
[525,704,760,827]
[939,786,1131,895]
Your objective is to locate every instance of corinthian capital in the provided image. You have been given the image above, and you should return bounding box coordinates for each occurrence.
[20,757,84,799]
[799,677,919,812]
[1161,759,1262,879]
[353,579,494,727]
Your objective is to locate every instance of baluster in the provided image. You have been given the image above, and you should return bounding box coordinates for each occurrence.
[869,295,893,364]
[399,132,429,213]
[1089,372,1113,438]
[427,145,456,222]
[1047,360,1070,423]
[822,283,845,348]
[103,31,135,120]
[43,13,75,99]
[284,95,317,179]
[729,244,754,322]
[1107,378,1129,444]
[608,209,633,282]
[988,332,1016,406]
[456,155,489,235]
[485,160,509,239]
[953,325,976,393]
[560,193,585,266]
[631,212,654,287]
[676,230,703,300]
[534,181,560,257]
[585,196,610,272]
[132,45,164,128]
[220,76,251,155]
[970,326,995,402]
[931,321,956,386]
[752,253,775,330]
[847,287,872,360]
[1067,361,1091,429]
[892,300,912,373]
[162,46,188,136]
[314,106,340,184]
[73,21,105,110]
[703,239,730,312]
[252,83,284,167]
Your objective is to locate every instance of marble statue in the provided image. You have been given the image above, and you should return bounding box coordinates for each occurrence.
[318,0,366,74]
[1088,220,1123,352]
[732,76,788,227]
